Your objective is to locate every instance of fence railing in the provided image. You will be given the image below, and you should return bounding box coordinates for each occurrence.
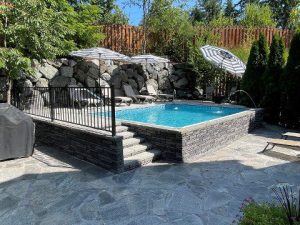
[12,86,116,136]
[100,25,294,55]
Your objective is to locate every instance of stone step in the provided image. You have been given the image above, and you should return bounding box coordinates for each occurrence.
[123,143,152,158]
[123,137,145,148]
[124,149,161,171]
[116,126,129,133]
[117,131,136,139]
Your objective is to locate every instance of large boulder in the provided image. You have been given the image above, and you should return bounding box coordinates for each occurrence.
[60,66,73,78]
[49,76,76,87]
[135,74,145,90]
[39,64,59,80]
[87,67,100,80]
[74,69,87,83]
[110,74,122,88]
[101,72,111,81]
[47,59,63,68]
[146,79,158,90]
[96,78,109,87]
[35,78,49,88]
[28,70,42,83]
[69,60,77,67]
[85,76,96,87]
[107,65,118,75]
[120,70,128,82]
[173,77,189,88]
[158,69,171,90]
[128,79,138,90]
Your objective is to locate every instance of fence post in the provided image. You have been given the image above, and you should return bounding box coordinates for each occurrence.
[49,86,55,122]
[110,85,116,136]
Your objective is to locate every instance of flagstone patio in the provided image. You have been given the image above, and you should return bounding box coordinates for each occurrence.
[0,125,299,225]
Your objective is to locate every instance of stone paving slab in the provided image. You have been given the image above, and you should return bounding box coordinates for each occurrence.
[0,126,300,225]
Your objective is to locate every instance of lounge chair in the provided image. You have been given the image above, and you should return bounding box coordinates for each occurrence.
[69,86,103,107]
[123,84,156,103]
[100,86,133,106]
[146,84,174,102]
[282,132,300,140]
[262,139,300,153]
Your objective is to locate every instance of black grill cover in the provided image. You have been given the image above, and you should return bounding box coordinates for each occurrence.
[0,104,34,160]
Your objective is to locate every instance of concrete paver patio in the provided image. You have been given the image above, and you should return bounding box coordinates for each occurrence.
[0,126,299,225]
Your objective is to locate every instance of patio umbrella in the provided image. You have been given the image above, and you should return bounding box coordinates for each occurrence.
[70,47,130,61]
[200,45,246,77]
[129,55,170,64]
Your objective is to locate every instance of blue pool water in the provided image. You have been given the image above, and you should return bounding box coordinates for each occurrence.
[115,104,246,128]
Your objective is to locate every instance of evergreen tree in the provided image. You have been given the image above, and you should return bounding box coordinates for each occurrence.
[241,34,268,107]
[262,35,285,124]
[224,0,235,19]
[191,0,222,24]
[280,32,300,128]
[262,0,298,29]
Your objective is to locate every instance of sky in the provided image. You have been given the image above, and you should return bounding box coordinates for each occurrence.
[115,0,239,25]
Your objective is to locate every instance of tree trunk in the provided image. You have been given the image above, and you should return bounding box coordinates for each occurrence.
[6,79,12,105]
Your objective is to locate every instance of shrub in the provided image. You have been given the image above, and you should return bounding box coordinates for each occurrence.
[241,34,268,107]
[280,31,300,128]
[262,35,285,124]
[237,201,289,225]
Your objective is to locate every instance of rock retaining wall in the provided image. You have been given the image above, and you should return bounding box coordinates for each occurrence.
[0,58,198,103]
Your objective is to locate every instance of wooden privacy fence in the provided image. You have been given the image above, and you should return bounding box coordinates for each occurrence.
[100,25,294,55]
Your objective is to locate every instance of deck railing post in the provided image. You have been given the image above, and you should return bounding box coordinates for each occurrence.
[110,85,116,136]
[49,86,55,122]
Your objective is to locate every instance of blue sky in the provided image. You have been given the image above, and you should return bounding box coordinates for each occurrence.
[115,0,238,25]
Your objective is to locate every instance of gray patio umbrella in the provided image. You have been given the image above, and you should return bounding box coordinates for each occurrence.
[70,47,130,61]
[200,45,246,77]
[129,55,170,64]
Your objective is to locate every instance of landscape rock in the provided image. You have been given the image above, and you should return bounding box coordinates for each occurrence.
[173,77,189,88]
[128,79,138,90]
[87,67,100,79]
[69,60,77,67]
[146,79,158,90]
[0,77,7,92]
[110,74,122,88]
[58,58,69,66]
[39,64,59,80]
[120,70,128,82]
[74,69,87,83]
[85,76,96,87]
[47,60,63,68]
[135,74,145,89]
[60,66,73,78]
[97,78,109,87]
[29,70,43,83]
[107,65,118,75]
[49,76,76,87]
[100,73,111,81]
[35,78,48,88]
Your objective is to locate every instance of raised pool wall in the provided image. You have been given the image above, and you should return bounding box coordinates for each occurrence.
[123,109,263,162]
[33,117,124,173]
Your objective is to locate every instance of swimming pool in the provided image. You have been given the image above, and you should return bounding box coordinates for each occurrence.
[115,104,246,128]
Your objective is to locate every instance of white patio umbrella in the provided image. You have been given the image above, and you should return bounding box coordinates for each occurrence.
[70,47,130,61]
[129,55,170,64]
[200,45,246,77]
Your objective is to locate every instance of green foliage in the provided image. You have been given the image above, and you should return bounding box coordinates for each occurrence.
[229,47,251,63]
[188,38,224,89]
[0,49,33,80]
[102,5,129,25]
[241,34,268,107]
[237,202,289,225]
[263,0,299,29]
[209,14,234,27]
[191,0,222,24]
[262,35,285,124]
[280,31,300,128]
[224,0,236,19]
[240,3,276,28]
[146,0,194,62]
[71,4,104,48]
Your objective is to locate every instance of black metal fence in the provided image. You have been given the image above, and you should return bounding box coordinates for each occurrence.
[12,86,116,136]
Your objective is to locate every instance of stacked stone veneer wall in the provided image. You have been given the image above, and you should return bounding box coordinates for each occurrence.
[34,118,124,173]
[123,109,263,162]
